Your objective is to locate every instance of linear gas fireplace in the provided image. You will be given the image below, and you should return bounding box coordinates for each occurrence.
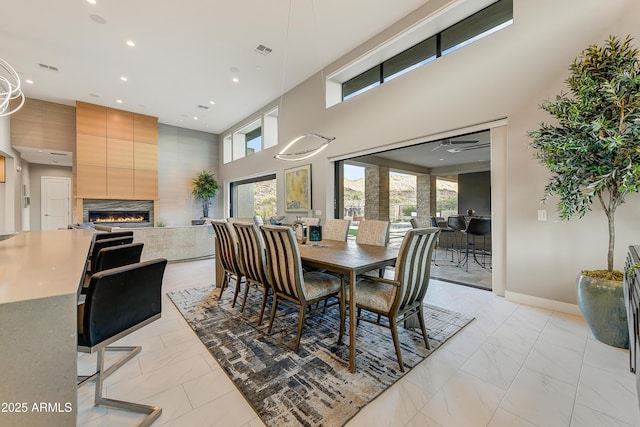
[83,199,154,228]
[88,210,150,225]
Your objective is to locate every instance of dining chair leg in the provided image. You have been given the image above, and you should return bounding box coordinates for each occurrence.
[239,281,251,313]
[267,294,279,335]
[231,276,242,308]
[338,283,346,344]
[218,274,228,301]
[389,316,405,372]
[417,308,431,350]
[257,287,269,326]
[294,304,306,353]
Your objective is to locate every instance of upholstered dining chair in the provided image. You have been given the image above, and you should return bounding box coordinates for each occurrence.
[77,258,167,425]
[232,222,271,325]
[211,220,244,307]
[322,218,352,242]
[260,225,345,353]
[355,219,390,247]
[342,227,439,372]
[462,218,491,271]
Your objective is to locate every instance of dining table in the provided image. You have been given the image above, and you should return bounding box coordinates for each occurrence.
[298,239,398,373]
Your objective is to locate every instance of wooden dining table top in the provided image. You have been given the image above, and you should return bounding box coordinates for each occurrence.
[298,239,398,273]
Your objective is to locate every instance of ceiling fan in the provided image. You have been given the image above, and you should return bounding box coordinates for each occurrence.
[447,142,490,153]
[431,138,478,151]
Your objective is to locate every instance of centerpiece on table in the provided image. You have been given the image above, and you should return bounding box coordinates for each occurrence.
[528,35,640,348]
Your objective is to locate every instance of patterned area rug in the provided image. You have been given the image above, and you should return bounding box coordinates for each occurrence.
[168,285,474,427]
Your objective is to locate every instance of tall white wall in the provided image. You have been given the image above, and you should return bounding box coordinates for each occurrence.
[219,0,640,308]
[158,124,220,225]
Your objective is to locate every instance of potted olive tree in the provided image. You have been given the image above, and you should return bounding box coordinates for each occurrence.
[528,35,640,348]
[192,170,220,223]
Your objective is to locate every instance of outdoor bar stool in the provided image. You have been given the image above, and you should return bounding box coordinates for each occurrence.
[77,258,167,427]
[446,215,467,263]
[462,218,492,271]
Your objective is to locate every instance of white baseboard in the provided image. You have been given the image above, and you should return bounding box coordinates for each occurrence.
[505,291,583,317]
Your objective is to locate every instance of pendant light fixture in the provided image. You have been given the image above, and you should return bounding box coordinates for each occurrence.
[274,0,335,161]
[0,58,25,117]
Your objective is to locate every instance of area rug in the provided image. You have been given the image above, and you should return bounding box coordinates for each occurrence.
[168,285,474,427]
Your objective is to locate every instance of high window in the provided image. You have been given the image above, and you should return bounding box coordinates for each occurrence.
[223,107,279,164]
[341,0,513,101]
[230,174,277,219]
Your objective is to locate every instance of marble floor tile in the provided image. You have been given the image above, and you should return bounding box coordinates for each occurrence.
[500,367,576,427]
[575,364,640,426]
[461,341,527,389]
[570,403,638,427]
[487,408,536,427]
[523,339,584,386]
[420,371,505,427]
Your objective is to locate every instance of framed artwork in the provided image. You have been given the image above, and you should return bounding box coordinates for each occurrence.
[284,164,312,212]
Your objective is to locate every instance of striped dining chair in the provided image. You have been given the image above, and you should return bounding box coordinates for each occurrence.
[211,220,244,307]
[342,227,440,372]
[260,225,345,353]
[232,222,271,325]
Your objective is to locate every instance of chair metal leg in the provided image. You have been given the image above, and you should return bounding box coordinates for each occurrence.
[87,348,162,427]
[77,345,141,387]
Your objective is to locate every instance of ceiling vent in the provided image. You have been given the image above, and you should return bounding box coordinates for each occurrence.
[196,105,209,110]
[38,63,59,72]
[255,44,273,56]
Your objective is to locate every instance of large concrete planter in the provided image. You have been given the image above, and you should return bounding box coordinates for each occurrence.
[576,275,629,348]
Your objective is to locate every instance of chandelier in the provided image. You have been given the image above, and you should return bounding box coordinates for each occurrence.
[273,0,335,161]
[0,58,25,117]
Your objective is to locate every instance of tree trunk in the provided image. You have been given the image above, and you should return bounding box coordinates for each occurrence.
[607,210,615,272]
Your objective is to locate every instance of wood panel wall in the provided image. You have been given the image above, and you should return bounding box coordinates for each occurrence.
[74,101,158,201]
[10,98,76,152]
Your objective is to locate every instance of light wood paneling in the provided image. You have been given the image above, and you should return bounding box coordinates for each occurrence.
[76,134,106,166]
[134,114,158,144]
[106,108,133,140]
[107,138,134,169]
[107,168,134,198]
[10,98,76,152]
[134,141,158,171]
[76,165,107,198]
[76,102,106,137]
[135,170,158,200]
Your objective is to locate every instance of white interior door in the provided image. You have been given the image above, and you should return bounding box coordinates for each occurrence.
[41,176,71,230]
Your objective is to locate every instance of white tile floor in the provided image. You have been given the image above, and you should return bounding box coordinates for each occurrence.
[77,258,640,427]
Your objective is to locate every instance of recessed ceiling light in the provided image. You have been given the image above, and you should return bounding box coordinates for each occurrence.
[209,101,215,105]
[256,65,261,70]
[89,14,106,24]
[87,0,96,4]
[120,76,128,82]
[193,117,198,120]
[126,40,135,47]
[25,79,33,84]
[116,99,123,104]
[232,77,239,83]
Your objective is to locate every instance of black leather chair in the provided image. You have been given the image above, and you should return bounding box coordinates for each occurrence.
[77,258,167,426]
[81,243,145,293]
[86,236,134,275]
[94,230,135,241]
[446,215,467,262]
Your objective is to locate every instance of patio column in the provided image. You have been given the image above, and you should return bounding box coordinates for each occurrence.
[416,174,436,219]
[364,165,389,220]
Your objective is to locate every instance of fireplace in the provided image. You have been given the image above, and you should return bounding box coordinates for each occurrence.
[83,199,154,228]
[88,210,150,225]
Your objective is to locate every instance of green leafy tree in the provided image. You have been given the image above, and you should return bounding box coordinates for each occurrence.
[192,171,220,218]
[528,35,640,273]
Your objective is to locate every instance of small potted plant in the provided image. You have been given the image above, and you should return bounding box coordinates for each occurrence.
[192,170,220,223]
[528,35,640,348]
